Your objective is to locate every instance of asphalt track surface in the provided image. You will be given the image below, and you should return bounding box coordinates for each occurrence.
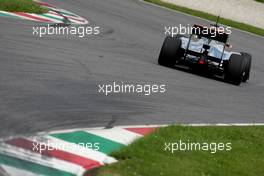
[0,0,263,137]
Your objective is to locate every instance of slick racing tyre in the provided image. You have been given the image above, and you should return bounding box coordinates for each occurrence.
[241,52,252,82]
[158,35,182,67]
[226,54,246,85]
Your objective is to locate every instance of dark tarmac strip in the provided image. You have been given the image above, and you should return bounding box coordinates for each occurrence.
[0,0,263,137]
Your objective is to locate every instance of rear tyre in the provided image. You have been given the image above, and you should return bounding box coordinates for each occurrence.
[158,35,182,67]
[241,52,252,82]
[226,54,246,85]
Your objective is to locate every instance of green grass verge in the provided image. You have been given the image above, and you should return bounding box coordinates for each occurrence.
[0,0,48,14]
[255,0,264,3]
[143,0,264,37]
[95,125,264,176]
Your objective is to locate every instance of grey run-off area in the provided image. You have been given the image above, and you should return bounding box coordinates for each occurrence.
[164,0,264,29]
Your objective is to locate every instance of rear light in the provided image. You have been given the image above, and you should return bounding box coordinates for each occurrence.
[198,57,206,65]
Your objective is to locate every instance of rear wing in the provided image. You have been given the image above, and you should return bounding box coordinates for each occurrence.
[191,24,229,43]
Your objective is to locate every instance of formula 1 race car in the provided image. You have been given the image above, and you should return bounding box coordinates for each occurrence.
[158,24,252,85]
